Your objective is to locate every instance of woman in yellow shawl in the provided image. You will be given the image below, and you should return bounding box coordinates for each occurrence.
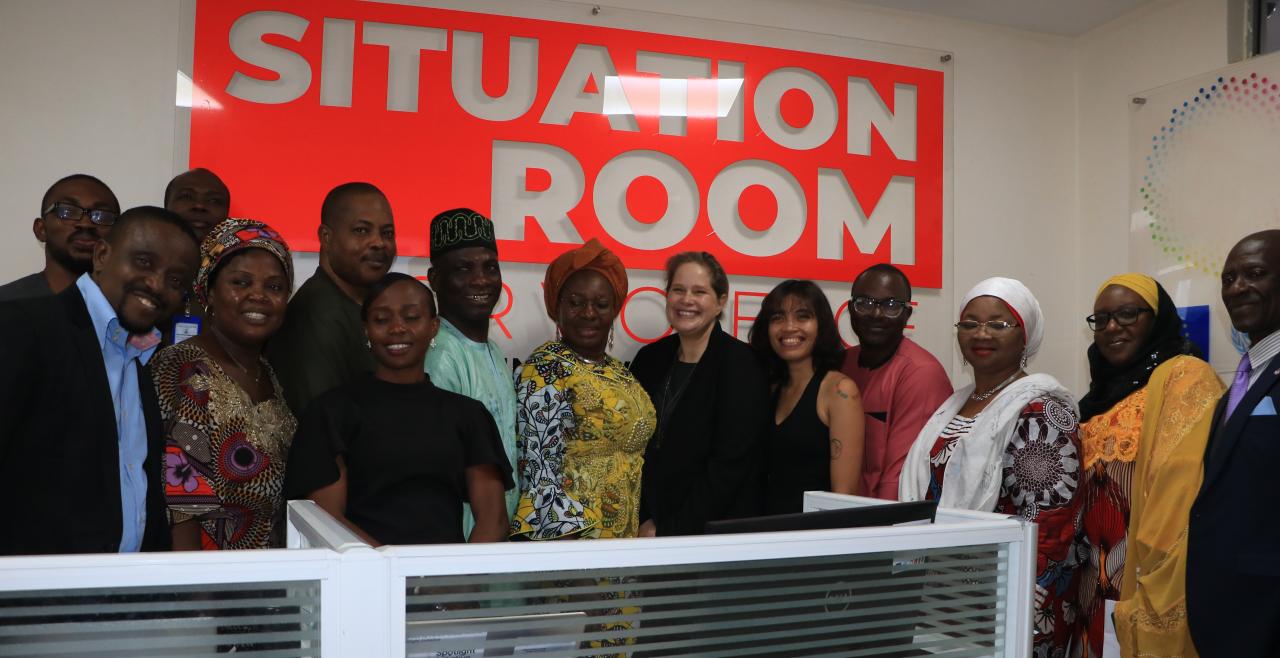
[1074,273,1223,658]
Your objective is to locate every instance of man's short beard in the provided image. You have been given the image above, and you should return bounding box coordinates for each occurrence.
[48,244,94,275]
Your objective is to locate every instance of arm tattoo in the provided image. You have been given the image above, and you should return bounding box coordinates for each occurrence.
[830,437,843,459]
[837,389,850,399]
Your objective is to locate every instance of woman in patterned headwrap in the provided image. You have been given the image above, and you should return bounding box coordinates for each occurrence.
[1072,274,1222,658]
[510,239,656,540]
[150,218,296,550]
[900,277,1085,656]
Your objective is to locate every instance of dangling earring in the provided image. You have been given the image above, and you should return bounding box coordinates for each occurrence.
[429,337,437,349]
[608,326,615,351]
[555,325,562,341]
[1020,351,1029,370]
[962,357,968,368]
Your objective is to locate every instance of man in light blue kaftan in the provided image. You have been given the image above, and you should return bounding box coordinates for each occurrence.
[424,208,518,536]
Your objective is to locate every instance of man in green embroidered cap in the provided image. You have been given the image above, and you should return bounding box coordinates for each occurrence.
[424,207,519,536]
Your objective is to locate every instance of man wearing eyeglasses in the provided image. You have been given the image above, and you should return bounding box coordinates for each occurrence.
[840,264,952,500]
[0,174,120,302]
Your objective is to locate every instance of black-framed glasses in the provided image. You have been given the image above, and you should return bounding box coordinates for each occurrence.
[955,320,1020,333]
[1086,307,1153,331]
[43,202,118,226]
[851,296,909,318]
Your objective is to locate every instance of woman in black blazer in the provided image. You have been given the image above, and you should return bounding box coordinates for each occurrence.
[630,252,771,536]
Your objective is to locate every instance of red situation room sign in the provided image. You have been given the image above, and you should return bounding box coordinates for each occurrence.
[190,0,945,286]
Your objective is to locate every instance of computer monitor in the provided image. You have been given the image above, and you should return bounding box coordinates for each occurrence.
[704,499,937,535]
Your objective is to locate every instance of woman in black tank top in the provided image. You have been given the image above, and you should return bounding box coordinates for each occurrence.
[750,280,867,514]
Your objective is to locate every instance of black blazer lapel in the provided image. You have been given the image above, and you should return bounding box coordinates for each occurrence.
[1204,354,1280,486]
[138,362,171,551]
[1200,395,1228,485]
[61,285,125,538]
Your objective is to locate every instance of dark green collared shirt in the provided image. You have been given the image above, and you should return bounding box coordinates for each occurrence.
[268,268,374,417]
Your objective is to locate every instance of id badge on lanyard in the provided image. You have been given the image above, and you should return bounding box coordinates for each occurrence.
[172,314,202,344]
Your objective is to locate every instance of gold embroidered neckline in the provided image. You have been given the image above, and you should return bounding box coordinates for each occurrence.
[1080,387,1147,469]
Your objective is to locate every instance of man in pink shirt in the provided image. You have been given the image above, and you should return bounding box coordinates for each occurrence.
[840,264,953,500]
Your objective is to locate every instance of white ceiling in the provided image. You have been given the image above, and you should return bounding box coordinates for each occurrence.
[846,0,1157,36]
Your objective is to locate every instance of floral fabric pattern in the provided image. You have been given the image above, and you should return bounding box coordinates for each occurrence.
[928,395,1084,656]
[1072,388,1144,658]
[510,341,656,540]
[1080,389,1145,470]
[1002,397,1081,519]
[151,341,296,550]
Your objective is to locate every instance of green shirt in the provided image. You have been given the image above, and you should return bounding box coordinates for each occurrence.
[268,268,374,418]
[424,318,519,537]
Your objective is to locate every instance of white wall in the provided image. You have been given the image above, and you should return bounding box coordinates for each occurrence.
[0,0,1232,394]
[0,0,183,274]
[591,0,1080,385]
[1072,0,1228,389]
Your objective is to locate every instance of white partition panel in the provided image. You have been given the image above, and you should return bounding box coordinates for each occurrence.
[288,499,366,551]
[802,492,1036,657]
[0,499,1032,657]
[378,495,1034,657]
[0,549,340,657]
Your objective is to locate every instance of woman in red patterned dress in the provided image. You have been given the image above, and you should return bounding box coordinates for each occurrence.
[901,277,1085,657]
[151,219,296,550]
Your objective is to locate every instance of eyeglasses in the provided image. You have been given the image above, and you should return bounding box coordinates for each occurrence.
[43,202,118,226]
[1086,307,1153,331]
[851,296,909,318]
[955,320,1020,333]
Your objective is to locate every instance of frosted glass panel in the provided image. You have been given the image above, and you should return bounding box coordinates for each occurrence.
[404,545,1005,657]
[0,581,321,657]
[1129,52,1280,375]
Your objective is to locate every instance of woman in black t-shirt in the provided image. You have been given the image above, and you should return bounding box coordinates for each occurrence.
[284,273,513,545]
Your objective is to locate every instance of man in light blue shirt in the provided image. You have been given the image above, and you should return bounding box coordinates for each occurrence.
[77,272,161,552]
[424,208,518,539]
[0,206,199,555]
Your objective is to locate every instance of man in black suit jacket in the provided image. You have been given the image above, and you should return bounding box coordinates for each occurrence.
[0,206,199,555]
[1188,229,1280,657]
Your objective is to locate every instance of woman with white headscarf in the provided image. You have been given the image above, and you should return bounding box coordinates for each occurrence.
[901,277,1085,656]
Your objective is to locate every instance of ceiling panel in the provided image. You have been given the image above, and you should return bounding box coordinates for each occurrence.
[846,0,1156,36]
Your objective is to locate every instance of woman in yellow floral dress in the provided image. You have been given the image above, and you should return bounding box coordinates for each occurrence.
[1074,273,1223,658]
[511,239,655,540]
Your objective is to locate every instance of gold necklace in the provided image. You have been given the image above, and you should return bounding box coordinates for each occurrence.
[210,326,262,383]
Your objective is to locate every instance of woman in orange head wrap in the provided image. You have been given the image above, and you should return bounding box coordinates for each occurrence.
[511,239,656,540]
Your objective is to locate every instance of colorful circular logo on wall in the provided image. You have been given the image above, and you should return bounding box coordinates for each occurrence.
[1140,71,1280,278]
